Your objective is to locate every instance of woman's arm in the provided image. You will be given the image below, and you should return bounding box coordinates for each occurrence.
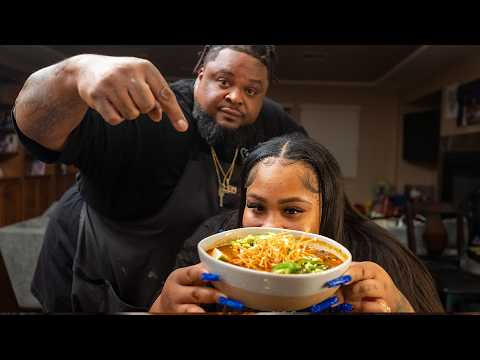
[174,210,239,269]
[148,211,239,313]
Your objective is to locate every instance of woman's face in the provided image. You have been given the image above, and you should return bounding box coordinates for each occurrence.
[242,158,321,233]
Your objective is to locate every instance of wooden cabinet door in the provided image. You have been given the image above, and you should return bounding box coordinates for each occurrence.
[23,176,55,220]
[55,174,76,200]
[0,179,23,226]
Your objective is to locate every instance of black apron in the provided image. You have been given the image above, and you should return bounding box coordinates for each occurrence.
[71,143,242,312]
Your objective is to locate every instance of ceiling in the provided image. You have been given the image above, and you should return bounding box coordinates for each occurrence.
[42,45,421,83]
[1,45,480,92]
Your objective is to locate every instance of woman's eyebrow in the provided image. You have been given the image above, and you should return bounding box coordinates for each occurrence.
[246,193,266,202]
[278,197,312,205]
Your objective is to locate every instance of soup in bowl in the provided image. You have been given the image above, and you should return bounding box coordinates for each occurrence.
[198,227,352,311]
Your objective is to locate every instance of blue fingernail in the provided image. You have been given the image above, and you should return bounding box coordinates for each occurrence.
[324,275,352,288]
[217,296,245,311]
[310,296,339,313]
[201,273,220,282]
[332,303,354,313]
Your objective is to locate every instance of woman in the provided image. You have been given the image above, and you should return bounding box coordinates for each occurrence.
[150,133,444,313]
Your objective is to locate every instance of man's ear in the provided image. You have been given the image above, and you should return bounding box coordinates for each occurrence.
[197,67,205,80]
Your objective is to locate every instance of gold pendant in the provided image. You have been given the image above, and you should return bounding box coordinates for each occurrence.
[218,186,225,208]
[224,184,237,194]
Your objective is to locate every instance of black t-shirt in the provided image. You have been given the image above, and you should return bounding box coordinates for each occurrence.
[15,79,306,221]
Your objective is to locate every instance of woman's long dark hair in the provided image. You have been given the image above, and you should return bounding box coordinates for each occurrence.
[237,133,444,312]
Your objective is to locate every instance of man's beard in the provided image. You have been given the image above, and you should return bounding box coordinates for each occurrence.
[193,101,256,158]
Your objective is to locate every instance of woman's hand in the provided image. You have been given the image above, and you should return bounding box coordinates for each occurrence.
[149,263,225,313]
[331,261,414,313]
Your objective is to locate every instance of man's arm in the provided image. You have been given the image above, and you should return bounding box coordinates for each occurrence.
[14,54,188,152]
[14,56,88,151]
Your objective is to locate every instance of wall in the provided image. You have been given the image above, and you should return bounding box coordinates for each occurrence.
[395,53,480,199]
[0,84,22,105]
[400,53,480,137]
[268,83,400,206]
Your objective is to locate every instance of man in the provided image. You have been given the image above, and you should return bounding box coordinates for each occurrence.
[13,45,307,312]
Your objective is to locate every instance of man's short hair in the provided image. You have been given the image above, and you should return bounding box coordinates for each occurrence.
[193,45,277,82]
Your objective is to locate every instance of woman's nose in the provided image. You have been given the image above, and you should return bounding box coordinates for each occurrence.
[261,213,285,229]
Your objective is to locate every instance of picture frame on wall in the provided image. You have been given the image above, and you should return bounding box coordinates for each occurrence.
[464,98,480,126]
[454,78,480,127]
[443,83,459,120]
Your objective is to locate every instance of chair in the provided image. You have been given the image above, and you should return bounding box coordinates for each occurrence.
[405,200,480,312]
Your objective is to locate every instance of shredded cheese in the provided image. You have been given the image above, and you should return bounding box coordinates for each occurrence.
[228,232,328,272]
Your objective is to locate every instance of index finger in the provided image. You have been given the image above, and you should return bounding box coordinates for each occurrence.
[343,261,379,285]
[176,285,224,306]
[175,263,210,286]
[145,65,189,132]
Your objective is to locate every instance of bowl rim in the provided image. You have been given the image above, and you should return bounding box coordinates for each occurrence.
[198,227,352,280]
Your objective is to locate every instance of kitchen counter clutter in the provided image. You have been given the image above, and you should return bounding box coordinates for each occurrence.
[373,216,468,256]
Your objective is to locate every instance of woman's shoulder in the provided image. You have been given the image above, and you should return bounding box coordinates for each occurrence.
[174,210,239,269]
[185,210,239,249]
[199,209,239,234]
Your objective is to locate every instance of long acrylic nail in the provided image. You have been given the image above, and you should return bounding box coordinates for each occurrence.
[201,273,220,282]
[331,303,354,313]
[324,275,352,288]
[310,296,339,313]
[217,296,245,311]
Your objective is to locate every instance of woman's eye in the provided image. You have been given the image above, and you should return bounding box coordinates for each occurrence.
[247,203,264,212]
[284,208,303,215]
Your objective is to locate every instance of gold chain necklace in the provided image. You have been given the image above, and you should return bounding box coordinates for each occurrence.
[210,146,239,207]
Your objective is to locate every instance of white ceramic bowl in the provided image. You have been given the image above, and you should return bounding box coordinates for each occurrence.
[198,227,352,311]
